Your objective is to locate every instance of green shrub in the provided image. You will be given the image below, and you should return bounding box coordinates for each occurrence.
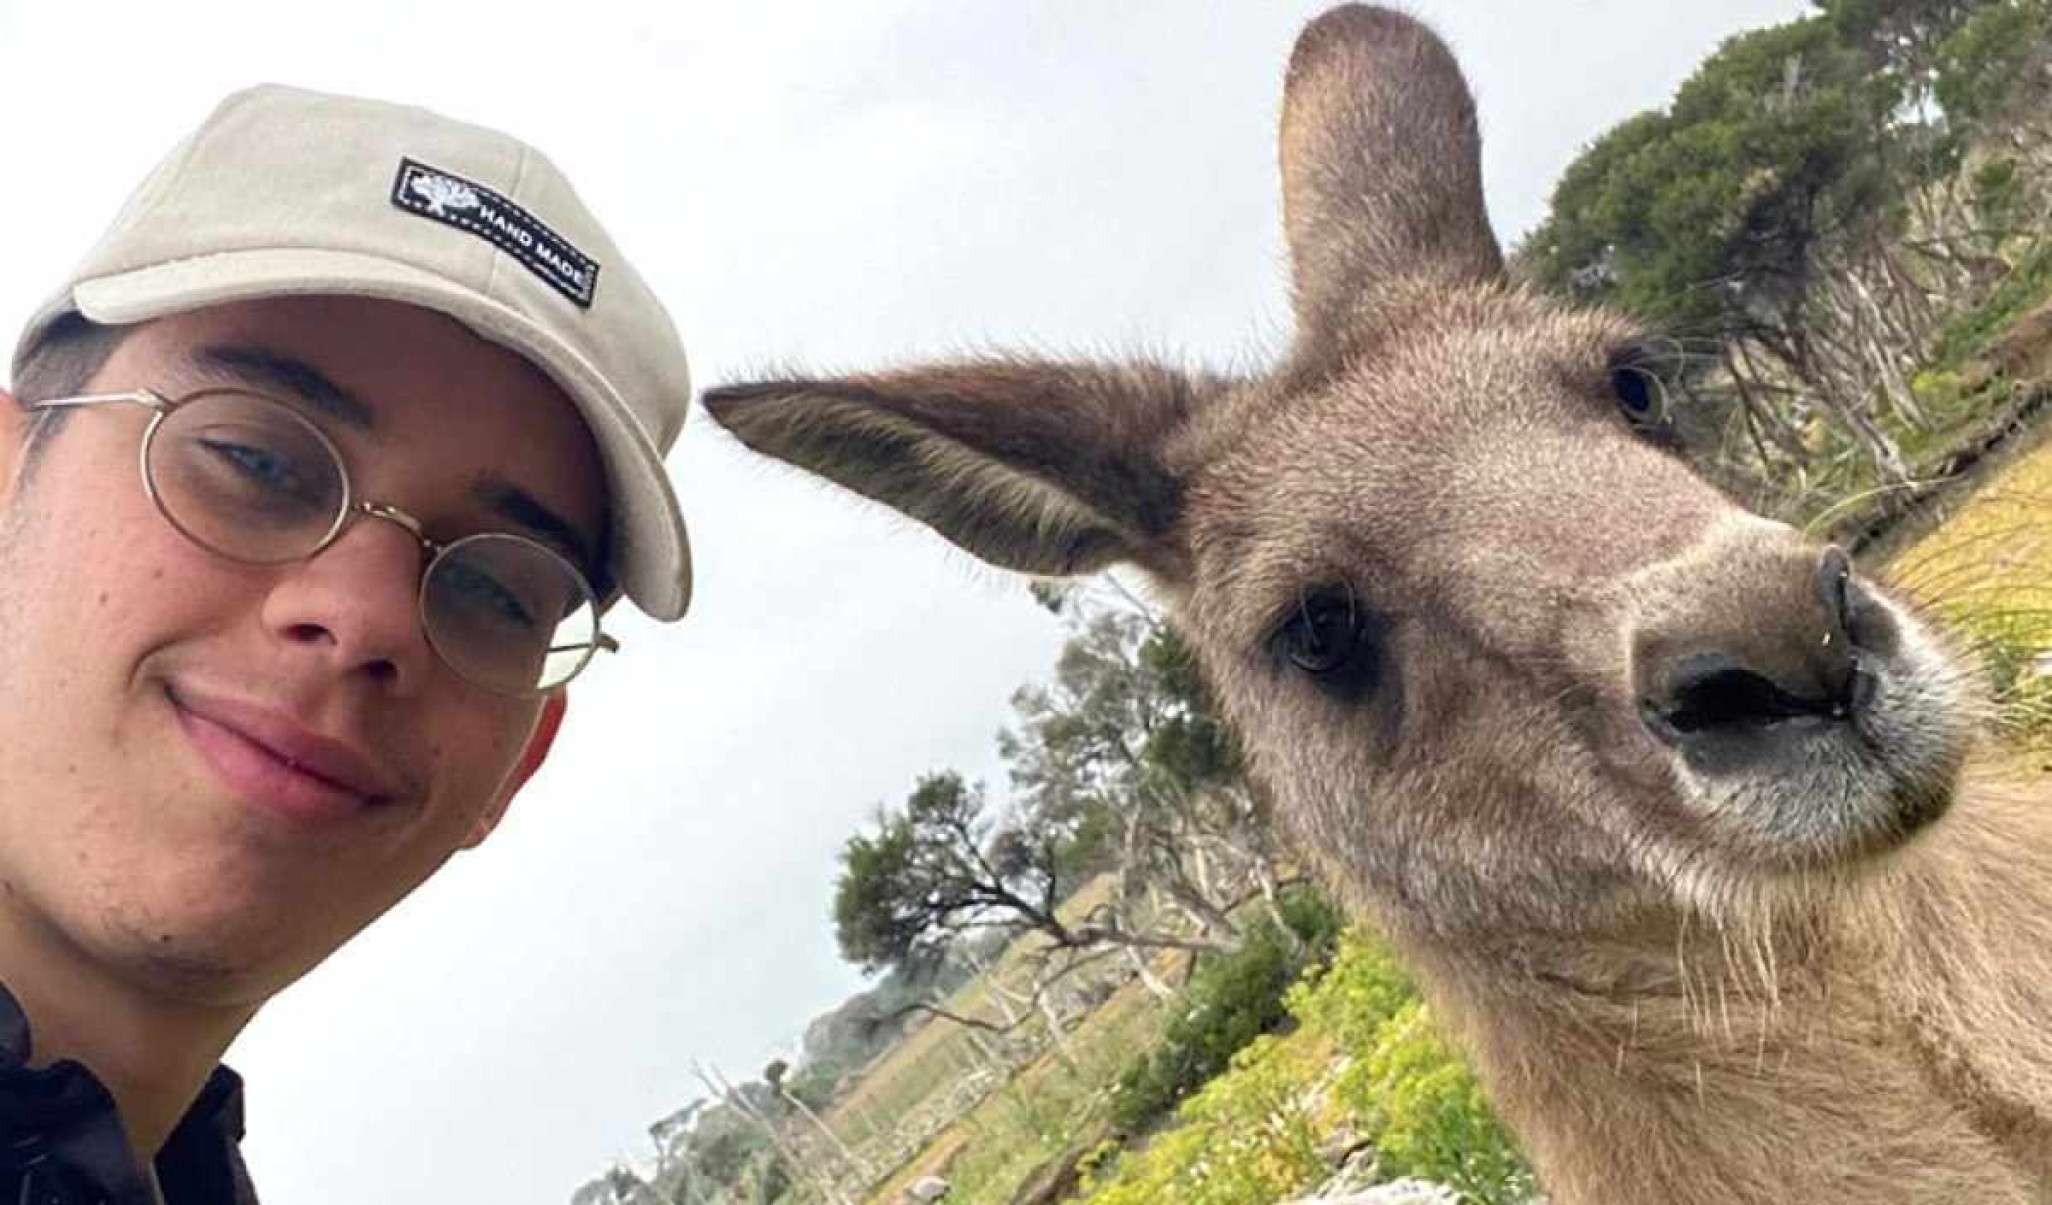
[1088,1034,1331,1205]
[1930,239,2052,370]
[1294,932,1535,1203]
[1340,1000,1536,1203]
[1082,926,1538,1205]
[1108,889,1342,1133]
[1274,884,1347,959]
[1971,157,2024,232]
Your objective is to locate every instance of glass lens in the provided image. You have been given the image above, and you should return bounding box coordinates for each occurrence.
[147,390,347,563]
[422,533,600,694]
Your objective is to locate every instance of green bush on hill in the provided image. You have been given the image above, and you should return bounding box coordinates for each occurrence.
[1082,928,1536,1205]
[1108,889,1343,1134]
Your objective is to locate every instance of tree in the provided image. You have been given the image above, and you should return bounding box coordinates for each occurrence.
[1524,1,2047,493]
[1004,587,1292,951]
[833,772,1070,974]
[1530,17,1887,330]
[829,578,1309,1072]
[1931,0,2052,132]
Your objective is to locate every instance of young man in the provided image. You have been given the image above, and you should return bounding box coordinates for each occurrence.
[0,86,693,1202]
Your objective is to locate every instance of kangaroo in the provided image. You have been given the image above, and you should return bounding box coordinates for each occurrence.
[704,7,2052,1201]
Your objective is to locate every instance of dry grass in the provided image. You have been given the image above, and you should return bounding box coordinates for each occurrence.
[1887,426,2052,748]
[823,876,1120,1139]
[862,962,1182,1205]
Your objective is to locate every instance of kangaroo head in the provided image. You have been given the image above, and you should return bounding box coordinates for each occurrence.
[706,5,1973,941]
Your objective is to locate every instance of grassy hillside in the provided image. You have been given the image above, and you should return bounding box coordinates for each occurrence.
[1886,420,2052,751]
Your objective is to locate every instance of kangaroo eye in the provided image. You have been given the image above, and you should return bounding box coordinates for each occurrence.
[1274,589,1382,701]
[1611,363,1662,424]
[1284,595,1355,673]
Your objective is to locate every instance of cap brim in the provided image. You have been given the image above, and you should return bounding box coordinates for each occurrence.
[56,247,691,620]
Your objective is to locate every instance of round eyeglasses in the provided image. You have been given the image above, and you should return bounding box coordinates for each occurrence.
[28,388,617,696]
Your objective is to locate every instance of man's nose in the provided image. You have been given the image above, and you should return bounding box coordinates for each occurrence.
[258,514,433,693]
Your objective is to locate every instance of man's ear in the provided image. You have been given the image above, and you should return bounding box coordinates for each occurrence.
[463,690,568,849]
[0,390,24,499]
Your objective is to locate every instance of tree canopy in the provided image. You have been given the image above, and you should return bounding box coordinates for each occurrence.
[1523,0,2052,495]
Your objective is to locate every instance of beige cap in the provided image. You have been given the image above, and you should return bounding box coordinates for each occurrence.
[13,84,692,620]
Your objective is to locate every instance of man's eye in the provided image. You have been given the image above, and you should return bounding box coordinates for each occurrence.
[191,434,332,514]
[438,560,540,630]
[201,438,301,488]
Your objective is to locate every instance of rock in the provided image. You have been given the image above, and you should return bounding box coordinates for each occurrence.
[1310,1142,1381,1196]
[1007,1145,1091,1205]
[1313,1121,1368,1167]
[1281,1175,1463,1204]
[904,1175,951,1202]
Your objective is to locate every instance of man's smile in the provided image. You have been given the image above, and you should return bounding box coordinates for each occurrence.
[166,684,400,825]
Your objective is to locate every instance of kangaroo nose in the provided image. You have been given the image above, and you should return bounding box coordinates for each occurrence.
[1635,546,1898,771]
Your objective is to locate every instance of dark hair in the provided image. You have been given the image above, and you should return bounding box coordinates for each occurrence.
[10,312,130,474]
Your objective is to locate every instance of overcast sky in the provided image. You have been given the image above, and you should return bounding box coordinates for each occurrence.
[0,1,1812,1201]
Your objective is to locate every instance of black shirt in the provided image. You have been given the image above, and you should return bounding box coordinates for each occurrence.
[0,984,257,1204]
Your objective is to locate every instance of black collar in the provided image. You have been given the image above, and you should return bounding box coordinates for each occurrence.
[0,982,256,1204]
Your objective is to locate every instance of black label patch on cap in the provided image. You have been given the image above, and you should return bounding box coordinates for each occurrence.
[391,158,600,309]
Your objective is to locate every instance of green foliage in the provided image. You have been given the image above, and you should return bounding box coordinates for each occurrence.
[1287,933,1535,1201]
[1087,1033,1332,1205]
[831,770,1071,976]
[1517,0,2052,514]
[1528,15,1894,333]
[1929,238,2052,368]
[1531,0,2044,336]
[994,593,1282,947]
[1527,0,2044,336]
[1275,886,1347,959]
[1284,927,1417,1044]
[1338,1003,1535,1201]
[1082,928,1536,1205]
[1108,890,1343,1134]
[1932,0,2051,129]
[1006,608,1222,819]
[679,1099,772,1190]
[832,811,928,974]
[1821,0,1984,44]
[1972,155,2023,227]
[1141,625,1243,776]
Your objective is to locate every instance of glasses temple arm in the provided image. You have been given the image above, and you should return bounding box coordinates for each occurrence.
[26,390,167,414]
[548,633,621,656]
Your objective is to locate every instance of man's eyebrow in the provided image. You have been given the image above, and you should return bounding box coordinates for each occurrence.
[475,478,602,586]
[186,344,376,430]
[184,344,603,584]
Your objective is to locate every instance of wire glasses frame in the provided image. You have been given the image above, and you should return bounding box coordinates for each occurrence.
[26,387,619,695]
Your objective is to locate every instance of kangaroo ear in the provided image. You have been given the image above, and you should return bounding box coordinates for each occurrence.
[704,359,1211,584]
[1280,6,1502,371]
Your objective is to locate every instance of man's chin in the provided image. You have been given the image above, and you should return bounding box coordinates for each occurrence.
[84,894,332,1008]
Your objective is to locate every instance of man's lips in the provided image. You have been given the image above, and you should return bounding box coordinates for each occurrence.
[167,686,400,821]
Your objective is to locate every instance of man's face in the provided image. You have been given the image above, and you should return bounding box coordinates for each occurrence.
[0,295,606,1006]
